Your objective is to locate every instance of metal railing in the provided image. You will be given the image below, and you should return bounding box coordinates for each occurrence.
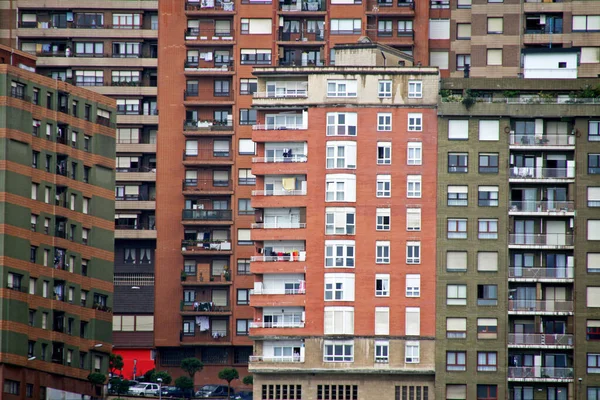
[249,321,305,328]
[253,155,308,163]
[251,251,306,262]
[509,201,574,213]
[249,355,304,363]
[508,267,574,279]
[185,0,235,11]
[252,189,307,196]
[510,134,574,146]
[251,222,306,229]
[180,329,230,342]
[185,28,235,39]
[430,0,449,8]
[251,287,305,295]
[115,222,155,230]
[508,367,573,379]
[184,89,234,101]
[181,240,232,251]
[509,167,574,179]
[508,333,573,346]
[182,209,232,220]
[183,149,232,161]
[182,178,233,191]
[181,302,231,312]
[252,124,306,131]
[507,300,573,313]
[278,28,325,42]
[253,91,307,99]
[184,120,234,131]
[508,234,574,246]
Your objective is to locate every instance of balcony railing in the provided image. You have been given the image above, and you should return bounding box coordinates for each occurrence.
[249,355,304,363]
[185,28,235,39]
[251,287,305,295]
[430,0,449,8]
[251,222,306,229]
[278,28,325,42]
[251,250,306,262]
[182,209,232,220]
[180,329,230,342]
[249,321,305,328]
[508,333,573,346]
[508,367,573,380]
[182,178,233,192]
[185,0,235,11]
[183,149,233,161]
[253,91,307,99]
[184,120,234,131]
[507,300,573,313]
[509,201,574,213]
[184,89,234,101]
[253,155,308,163]
[509,167,574,179]
[252,189,307,196]
[181,302,231,312]
[508,267,574,279]
[181,240,232,251]
[510,134,574,146]
[508,234,574,246]
[252,124,306,131]
[115,222,155,230]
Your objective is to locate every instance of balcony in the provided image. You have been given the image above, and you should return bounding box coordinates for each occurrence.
[508,267,574,282]
[365,0,415,15]
[116,167,156,182]
[508,201,575,216]
[507,300,573,315]
[251,223,307,241]
[182,179,233,195]
[252,155,308,175]
[252,189,308,209]
[180,302,231,315]
[249,355,304,363]
[250,287,306,307]
[510,134,575,149]
[508,333,574,348]
[184,119,234,136]
[181,239,232,255]
[182,149,233,166]
[279,0,325,12]
[252,92,308,108]
[509,167,574,182]
[508,234,574,249]
[180,329,231,345]
[184,89,235,106]
[182,273,232,286]
[277,28,325,44]
[185,28,235,45]
[251,222,306,229]
[182,209,233,224]
[116,140,157,154]
[251,250,306,263]
[249,321,305,329]
[184,58,234,75]
[252,125,308,143]
[114,223,157,239]
[507,367,573,382]
[185,0,235,14]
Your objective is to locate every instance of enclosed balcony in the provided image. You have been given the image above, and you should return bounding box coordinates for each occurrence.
[509,134,575,149]
[508,333,573,349]
[507,367,573,382]
[509,200,574,216]
[253,142,308,174]
[251,241,306,263]
[182,178,233,195]
[509,218,574,249]
[185,0,235,14]
[508,300,573,315]
[508,266,574,282]
[181,238,232,255]
[180,287,231,315]
[182,209,233,225]
[184,52,234,75]
[253,82,308,103]
[509,233,574,249]
[251,274,306,307]
[184,88,234,106]
[185,27,235,45]
[252,208,307,240]
[184,119,234,136]
[366,0,415,15]
[277,24,325,45]
[250,307,305,332]
[279,0,326,12]
[114,214,156,239]
[249,341,305,368]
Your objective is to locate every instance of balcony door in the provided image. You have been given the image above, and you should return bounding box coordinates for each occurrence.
[514,287,536,310]
[547,188,567,211]
[546,221,566,246]
[545,287,566,312]
[546,254,567,278]
[513,253,534,277]
[515,220,535,244]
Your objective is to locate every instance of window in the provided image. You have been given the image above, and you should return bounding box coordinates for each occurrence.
[477,385,497,400]
[75,70,103,86]
[589,388,600,400]
[7,273,22,291]
[479,153,499,173]
[376,175,391,197]
[477,352,497,372]
[378,20,393,36]
[240,49,272,65]
[75,42,103,56]
[113,13,141,28]
[478,252,498,272]
[448,153,468,173]
[32,151,39,169]
[477,285,498,305]
[590,121,600,141]
[32,88,39,105]
[406,274,420,297]
[325,241,355,268]
[376,208,391,231]
[31,183,38,200]
[236,319,250,336]
[478,186,498,207]
[375,307,390,335]
[590,154,600,174]
[448,219,467,239]
[237,289,249,305]
[28,278,36,295]
[375,274,390,297]
[42,281,49,298]
[327,80,357,97]
[325,174,356,202]
[238,169,256,185]
[589,220,600,240]
[42,312,48,329]
[589,188,600,207]
[430,51,449,70]
[239,109,257,125]
[447,318,467,338]
[478,219,498,239]
[327,112,357,136]
[240,18,272,34]
[405,307,420,335]
[330,19,361,35]
[446,351,466,371]
[375,340,389,363]
[408,81,422,98]
[378,80,392,98]
[408,113,422,131]
[324,307,354,334]
[572,15,600,32]
[447,284,467,305]
[240,78,257,95]
[30,246,37,263]
[447,251,467,272]
[325,207,355,235]
[487,49,503,66]
[237,229,252,245]
[457,54,471,71]
[377,113,392,131]
[407,142,422,165]
[32,120,40,136]
[326,141,357,169]
[323,340,354,362]
[479,120,499,141]
[112,70,140,84]
[405,208,422,231]
[405,341,420,363]
[457,23,471,39]
[238,139,255,155]
[477,318,497,339]
[324,274,355,301]
[589,354,600,373]
[406,241,420,264]
[487,17,503,34]
[587,321,600,340]
[448,186,468,206]
[448,120,468,140]
[377,142,392,165]
[376,241,390,263]
[3,380,20,395]
[407,175,421,198]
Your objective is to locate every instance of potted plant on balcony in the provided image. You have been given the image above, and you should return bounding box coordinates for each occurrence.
[223,267,231,282]
[181,270,187,281]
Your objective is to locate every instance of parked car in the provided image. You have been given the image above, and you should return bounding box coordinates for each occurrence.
[233,390,253,400]
[161,386,195,398]
[129,382,161,396]
[195,384,234,398]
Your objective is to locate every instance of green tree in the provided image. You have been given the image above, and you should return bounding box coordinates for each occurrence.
[181,357,204,380]
[218,367,239,398]
[175,376,194,399]
[142,368,155,382]
[87,372,106,386]
[154,370,172,385]
[109,353,124,376]
[112,378,131,397]
[242,375,253,386]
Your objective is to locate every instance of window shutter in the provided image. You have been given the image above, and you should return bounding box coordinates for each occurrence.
[405,307,420,335]
[214,140,230,152]
[588,287,600,307]
[589,253,600,270]
[186,140,198,154]
[446,385,467,400]
[487,49,503,66]
[375,307,390,335]
[122,316,135,331]
[113,316,122,331]
[478,252,498,271]
[479,186,498,193]
[344,309,354,334]
[248,19,272,34]
[479,120,500,141]
[212,289,228,306]
[457,24,471,38]
[345,142,357,168]
[446,251,467,271]
[213,170,229,180]
[429,51,449,69]
[581,47,600,64]
[448,120,468,139]
[324,309,334,334]
[406,274,420,290]
[589,221,600,240]
[407,208,421,230]
[185,170,197,179]
[447,318,466,331]
[238,228,251,241]
[239,139,255,154]
[429,19,450,39]
[589,188,600,201]
[136,316,154,331]
[588,320,600,328]
[124,185,139,195]
[487,18,503,33]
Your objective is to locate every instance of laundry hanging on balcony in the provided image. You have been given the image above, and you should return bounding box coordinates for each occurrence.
[196,316,210,331]
[282,177,296,191]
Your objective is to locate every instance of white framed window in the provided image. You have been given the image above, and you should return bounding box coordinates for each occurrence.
[375,307,390,335]
[330,18,361,34]
[447,251,467,272]
[323,340,354,362]
[378,80,392,98]
[589,220,600,240]
[406,241,420,264]
[447,284,467,305]
[589,253,600,272]
[448,120,468,140]
[376,208,391,231]
[31,183,38,200]
[588,287,600,307]
[478,219,498,239]
[479,120,499,141]
[477,251,498,272]
[325,207,355,235]
[324,273,355,301]
[326,141,357,169]
[446,318,467,339]
[324,308,354,335]
[406,274,421,297]
[407,175,422,198]
[375,340,389,363]
[327,112,357,136]
[405,307,420,335]
[589,121,600,141]
[238,139,256,155]
[408,113,422,131]
[407,142,422,165]
[487,17,503,34]
[406,208,421,231]
[376,241,390,264]
[588,187,600,206]
[429,18,450,39]
[375,274,390,297]
[327,80,357,97]
[325,174,356,202]
[448,185,468,206]
[377,142,392,165]
[408,81,422,98]
[429,51,449,69]
[573,15,600,32]
[377,113,392,131]
[376,174,391,197]
[487,49,503,66]
[405,341,420,363]
[325,240,355,268]
[240,18,272,34]
[448,219,467,239]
